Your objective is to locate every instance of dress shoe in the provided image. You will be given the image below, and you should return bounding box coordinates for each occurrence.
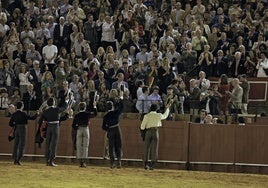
[48,161,58,167]
[14,160,22,165]
[144,165,150,170]
[81,162,87,168]
[117,161,121,169]
[110,162,116,169]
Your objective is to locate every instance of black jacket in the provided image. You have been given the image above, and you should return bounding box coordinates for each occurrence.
[72,107,97,129]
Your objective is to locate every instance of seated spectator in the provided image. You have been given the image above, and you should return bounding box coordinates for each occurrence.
[194,109,207,124]
[204,114,213,124]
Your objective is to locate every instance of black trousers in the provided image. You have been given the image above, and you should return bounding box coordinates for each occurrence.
[107,126,122,162]
[13,124,26,161]
[45,124,59,161]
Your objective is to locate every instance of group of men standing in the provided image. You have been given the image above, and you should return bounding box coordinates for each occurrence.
[8,91,173,170]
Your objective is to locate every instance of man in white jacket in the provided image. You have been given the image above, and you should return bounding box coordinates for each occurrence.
[140,100,173,170]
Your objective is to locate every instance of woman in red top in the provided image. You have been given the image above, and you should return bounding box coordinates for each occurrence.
[218,74,230,115]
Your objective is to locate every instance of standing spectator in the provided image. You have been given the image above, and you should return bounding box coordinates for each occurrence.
[42,38,58,73]
[72,32,88,58]
[227,78,243,114]
[18,65,32,98]
[148,86,163,111]
[12,43,26,64]
[26,43,42,62]
[256,51,268,78]
[239,74,250,114]
[0,88,9,110]
[82,80,96,104]
[198,44,213,78]
[158,57,174,94]
[54,59,69,89]
[197,71,210,93]
[136,44,149,66]
[67,0,86,23]
[180,42,198,76]
[53,16,72,53]
[36,21,51,44]
[22,84,38,111]
[101,15,116,52]
[111,72,128,91]
[244,50,257,77]
[59,0,72,18]
[72,101,97,167]
[84,14,98,54]
[102,91,124,169]
[218,74,230,115]
[69,75,82,105]
[41,71,54,95]
[0,60,16,95]
[212,50,228,77]
[9,101,38,165]
[191,29,208,58]
[136,86,151,120]
[140,101,172,170]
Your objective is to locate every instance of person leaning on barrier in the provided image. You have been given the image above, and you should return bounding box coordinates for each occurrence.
[72,101,97,168]
[38,97,69,167]
[9,101,39,165]
[140,100,173,170]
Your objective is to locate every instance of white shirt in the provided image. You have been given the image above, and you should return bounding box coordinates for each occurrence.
[42,45,58,64]
[256,58,268,78]
[101,22,115,42]
[140,109,170,129]
[19,73,32,86]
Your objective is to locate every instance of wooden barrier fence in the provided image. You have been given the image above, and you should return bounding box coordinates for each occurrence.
[1,117,268,174]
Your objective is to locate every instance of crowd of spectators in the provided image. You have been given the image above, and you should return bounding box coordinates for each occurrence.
[0,0,266,118]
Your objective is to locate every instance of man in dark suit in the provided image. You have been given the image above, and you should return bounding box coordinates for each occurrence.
[102,91,124,169]
[29,60,42,103]
[9,101,39,165]
[22,84,39,112]
[194,109,207,124]
[53,16,72,52]
[38,97,69,167]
